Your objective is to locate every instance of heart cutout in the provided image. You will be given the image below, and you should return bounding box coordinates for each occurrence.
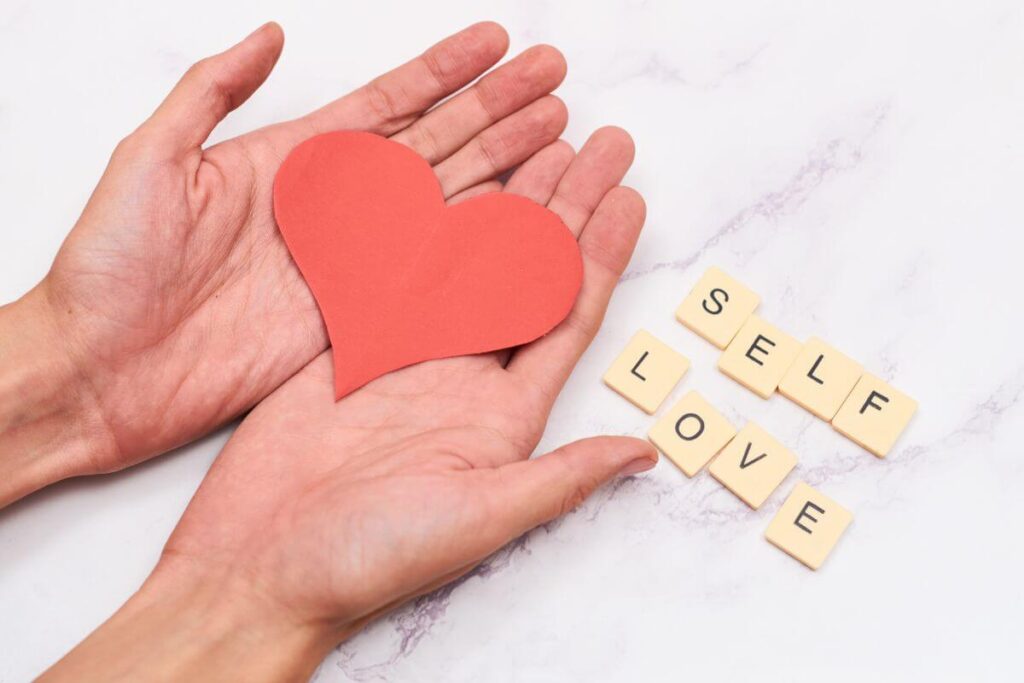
[273,131,583,398]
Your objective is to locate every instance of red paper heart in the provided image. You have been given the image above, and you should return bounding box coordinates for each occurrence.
[273,131,583,398]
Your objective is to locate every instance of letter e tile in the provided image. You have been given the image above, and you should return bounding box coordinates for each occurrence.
[718,316,802,399]
[765,482,853,570]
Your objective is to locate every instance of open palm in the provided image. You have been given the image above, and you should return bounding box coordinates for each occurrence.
[160,127,655,645]
[41,22,570,475]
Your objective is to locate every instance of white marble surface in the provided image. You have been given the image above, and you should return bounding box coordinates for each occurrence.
[2,1,1023,680]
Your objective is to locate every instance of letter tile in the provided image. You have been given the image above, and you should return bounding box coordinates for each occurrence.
[717,316,802,399]
[676,266,760,348]
[708,422,797,509]
[648,391,737,477]
[831,373,917,457]
[603,330,690,414]
[765,481,853,570]
[778,336,863,420]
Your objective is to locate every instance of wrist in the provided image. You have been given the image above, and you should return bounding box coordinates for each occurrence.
[41,557,335,682]
[0,283,114,506]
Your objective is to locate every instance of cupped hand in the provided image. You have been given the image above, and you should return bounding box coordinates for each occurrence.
[32,21,569,477]
[156,127,655,657]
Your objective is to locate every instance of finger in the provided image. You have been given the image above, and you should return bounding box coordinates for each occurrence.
[546,126,635,236]
[486,139,575,366]
[141,22,285,154]
[303,22,509,135]
[480,436,657,541]
[502,139,575,204]
[447,180,503,205]
[450,140,574,208]
[433,95,568,197]
[391,45,566,165]
[507,186,647,398]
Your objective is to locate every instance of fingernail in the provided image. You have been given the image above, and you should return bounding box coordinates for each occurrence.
[617,456,656,478]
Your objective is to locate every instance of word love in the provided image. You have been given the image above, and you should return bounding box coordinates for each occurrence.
[602,267,915,570]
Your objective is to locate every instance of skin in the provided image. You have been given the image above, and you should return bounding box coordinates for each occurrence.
[3,21,658,680]
[0,21,573,503]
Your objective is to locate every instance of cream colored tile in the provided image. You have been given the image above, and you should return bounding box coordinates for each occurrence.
[675,266,760,348]
[648,391,737,477]
[603,330,690,414]
[778,336,863,420]
[832,373,917,457]
[708,422,797,509]
[717,316,802,399]
[765,481,853,570]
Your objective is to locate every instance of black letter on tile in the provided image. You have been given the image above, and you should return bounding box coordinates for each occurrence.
[745,335,775,367]
[674,413,705,441]
[738,442,768,469]
[702,288,729,315]
[795,501,826,534]
[630,352,649,381]
[807,354,825,385]
[860,390,889,414]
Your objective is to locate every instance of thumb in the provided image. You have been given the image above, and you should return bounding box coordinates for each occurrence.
[140,22,285,154]
[487,436,658,540]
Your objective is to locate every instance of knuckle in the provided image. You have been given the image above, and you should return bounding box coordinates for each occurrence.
[186,57,207,74]
[550,190,593,228]
[409,123,442,162]
[558,485,588,517]
[364,79,403,122]
[111,132,139,158]
[563,307,601,340]
[111,130,158,163]
[422,48,460,91]
[580,237,627,276]
[550,455,600,518]
[472,78,503,122]
[184,57,216,87]
[476,132,509,172]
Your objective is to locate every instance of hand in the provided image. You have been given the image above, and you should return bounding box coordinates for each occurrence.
[43,128,655,681]
[0,21,570,504]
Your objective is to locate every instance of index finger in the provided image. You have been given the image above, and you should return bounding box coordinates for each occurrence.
[302,22,510,135]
